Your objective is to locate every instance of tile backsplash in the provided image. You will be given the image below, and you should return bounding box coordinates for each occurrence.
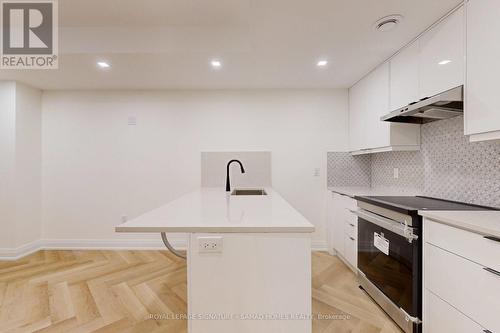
[421,116,500,207]
[371,151,424,193]
[327,116,500,208]
[326,152,370,187]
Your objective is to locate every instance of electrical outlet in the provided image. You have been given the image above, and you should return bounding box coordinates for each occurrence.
[198,236,223,253]
[393,168,399,179]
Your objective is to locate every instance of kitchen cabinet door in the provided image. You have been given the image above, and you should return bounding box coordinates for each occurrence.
[426,243,500,332]
[390,41,420,110]
[363,62,390,149]
[348,79,367,151]
[331,193,345,256]
[465,0,500,141]
[424,290,486,333]
[342,196,358,270]
[343,233,357,269]
[349,61,419,153]
[419,6,464,99]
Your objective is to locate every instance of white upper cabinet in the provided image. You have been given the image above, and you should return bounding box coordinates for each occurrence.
[388,6,465,113]
[349,64,390,151]
[349,63,420,152]
[390,42,420,110]
[349,6,466,152]
[364,62,391,150]
[465,0,500,142]
[348,78,367,152]
[419,6,465,99]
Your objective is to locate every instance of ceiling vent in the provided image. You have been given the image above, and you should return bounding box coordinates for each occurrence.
[374,15,403,32]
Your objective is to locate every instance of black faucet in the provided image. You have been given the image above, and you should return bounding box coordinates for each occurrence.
[226,159,245,192]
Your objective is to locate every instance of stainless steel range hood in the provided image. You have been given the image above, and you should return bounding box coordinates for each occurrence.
[381,86,463,124]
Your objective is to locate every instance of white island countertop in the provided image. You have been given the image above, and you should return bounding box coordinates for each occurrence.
[116,187,315,233]
[419,210,500,238]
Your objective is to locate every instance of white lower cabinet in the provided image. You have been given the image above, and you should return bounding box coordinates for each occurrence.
[426,243,499,332]
[425,290,486,333]
[423,218,499,333]
[425,219,500,273]
[329,192,358,272]
[329,193,344,256]
[343,233,357,269]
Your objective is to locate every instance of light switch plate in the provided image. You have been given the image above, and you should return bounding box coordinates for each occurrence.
[127,116,137,125]
[198,236,223,253]
[313,168,320,177]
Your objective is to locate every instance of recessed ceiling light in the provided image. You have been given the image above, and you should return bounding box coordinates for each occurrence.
[438,59,452,65]
[374,15,403,32]
[211,60,222,68]
[97,61,110,69]
[317,60,328,67]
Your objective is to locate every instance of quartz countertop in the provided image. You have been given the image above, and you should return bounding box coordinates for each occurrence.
[328,186,421,198]
[116,187,315,233]
[419,210,500,238]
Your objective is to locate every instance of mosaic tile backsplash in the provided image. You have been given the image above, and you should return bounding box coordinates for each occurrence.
[421,116,500,207]
[326,152,370,187]
[371,151,424,192]
[327,116,500,208]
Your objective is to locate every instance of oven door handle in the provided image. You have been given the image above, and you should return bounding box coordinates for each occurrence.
[400,307,422,325]
[353,209,418,243]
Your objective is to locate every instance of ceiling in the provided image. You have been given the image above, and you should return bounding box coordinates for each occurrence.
[0,0,463,90]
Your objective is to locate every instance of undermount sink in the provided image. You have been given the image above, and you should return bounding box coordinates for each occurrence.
[231,189,267,196]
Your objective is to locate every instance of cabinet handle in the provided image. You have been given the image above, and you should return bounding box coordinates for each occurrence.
[483,330,492,333]
[349,223,355,227]
[483,267,500,277]
[484,235,500,243]
[349,236,355,241]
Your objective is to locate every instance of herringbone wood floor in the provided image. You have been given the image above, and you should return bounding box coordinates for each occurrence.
[0,250,402,333]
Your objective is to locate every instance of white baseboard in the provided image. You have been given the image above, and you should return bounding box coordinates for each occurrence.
[0,240,44,261]
[0,238,188,261]
[311,240,328,251]
[41,238,188,250]
[1,238,328,261]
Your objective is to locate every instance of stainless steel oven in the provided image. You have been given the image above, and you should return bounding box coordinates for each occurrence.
[355,200,422,333]
[352,195,496,333]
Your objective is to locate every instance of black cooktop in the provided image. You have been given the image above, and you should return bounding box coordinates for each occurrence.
[355,195,497,213]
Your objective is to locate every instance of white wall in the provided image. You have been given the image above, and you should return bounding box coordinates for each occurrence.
[14,83,42,247]
[41,90,348,247]
[201,151,271,188]
[0,82,16,249]
[0,82,42,252]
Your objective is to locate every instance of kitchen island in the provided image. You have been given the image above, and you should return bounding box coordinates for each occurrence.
[116,187,314,333]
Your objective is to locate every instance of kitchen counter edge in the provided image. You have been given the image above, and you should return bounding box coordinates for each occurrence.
[419,210,500,238]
